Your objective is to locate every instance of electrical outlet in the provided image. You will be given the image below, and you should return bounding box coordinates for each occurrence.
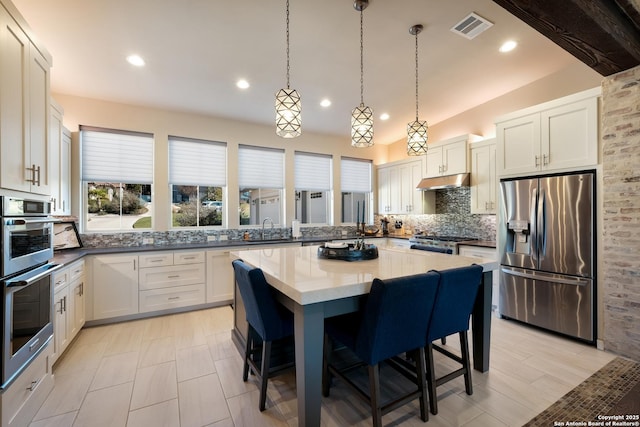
[341,230,348,237]
[142,238,154,245]
[219,235,228,241]
[207,235,217,242]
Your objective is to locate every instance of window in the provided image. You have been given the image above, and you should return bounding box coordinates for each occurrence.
[169,136,227,227]
[81,127,153,231]
[295,152,332,225]
[238,145,284,226]
[340,157,372,224]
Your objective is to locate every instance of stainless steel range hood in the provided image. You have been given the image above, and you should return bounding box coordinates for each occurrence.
[416,173,470,190]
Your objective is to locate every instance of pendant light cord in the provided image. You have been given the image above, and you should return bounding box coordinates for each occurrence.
[286,0,291,89]
[415,30,419,121]
[360,8,364,106]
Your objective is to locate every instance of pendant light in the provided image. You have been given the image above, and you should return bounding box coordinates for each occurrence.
[275,0,301,138]
[351,0,373,148]
[407,24,428,156]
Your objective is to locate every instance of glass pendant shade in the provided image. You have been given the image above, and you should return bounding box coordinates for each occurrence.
[407,119,428,155]
[351,103,374,147]
[275,87,301,138]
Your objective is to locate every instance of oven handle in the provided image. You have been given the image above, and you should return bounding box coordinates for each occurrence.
[4,218,59,226]
[6,263,63,287]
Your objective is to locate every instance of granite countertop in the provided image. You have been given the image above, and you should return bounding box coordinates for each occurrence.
[51,234,383,266]
[51,234,495,267]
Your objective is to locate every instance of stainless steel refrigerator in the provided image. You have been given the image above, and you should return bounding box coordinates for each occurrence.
[498,171,596,342]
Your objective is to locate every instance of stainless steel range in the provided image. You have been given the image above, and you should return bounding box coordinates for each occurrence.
[409,234,477,255]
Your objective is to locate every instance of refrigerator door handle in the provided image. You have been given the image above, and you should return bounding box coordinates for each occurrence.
[501,267,590,287]
[530,188,538,260]
[538,187,546,258]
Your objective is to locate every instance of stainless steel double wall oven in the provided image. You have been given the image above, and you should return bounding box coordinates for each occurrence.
[1,197,60,389]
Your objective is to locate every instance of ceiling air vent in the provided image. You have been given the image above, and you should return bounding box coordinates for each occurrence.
[451,12,494,40]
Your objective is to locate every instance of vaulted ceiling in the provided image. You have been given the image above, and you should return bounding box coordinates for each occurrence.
[492,0,640,76]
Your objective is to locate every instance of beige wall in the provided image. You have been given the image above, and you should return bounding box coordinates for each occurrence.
[54,94,388,232]
[386,62,603,163]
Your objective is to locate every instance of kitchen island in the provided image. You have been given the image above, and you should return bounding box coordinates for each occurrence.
[231,241,498,427]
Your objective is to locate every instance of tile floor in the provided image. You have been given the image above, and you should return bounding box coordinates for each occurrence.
[28,306,616,427]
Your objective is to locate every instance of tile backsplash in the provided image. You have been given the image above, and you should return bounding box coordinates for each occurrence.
[375,187,497,240]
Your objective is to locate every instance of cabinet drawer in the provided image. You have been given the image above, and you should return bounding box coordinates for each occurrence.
[68,259,85,282]
[52,269,68,291]
[138,252,173,268]
[2,344,53,427]
[174,251,205,265]
[139,264,205,290]
[139,284,205,313]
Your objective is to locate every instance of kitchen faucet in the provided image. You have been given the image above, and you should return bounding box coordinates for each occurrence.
[262,217,274,240]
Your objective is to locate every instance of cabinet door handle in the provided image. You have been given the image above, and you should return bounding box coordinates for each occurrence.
[27,378,41,392]
[36,165,41,186]
[543,154,549,165]
[63,296,67,312]
[535,155,540,167]
[133,260,136,270]
[51,197,56,211]
[168,296,180,301]
[168,275,180,279]
[58,299,64,314]
[80,282,84,296]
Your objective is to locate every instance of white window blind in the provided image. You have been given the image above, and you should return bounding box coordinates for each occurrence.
[169,136,227,186]
[341,157,372,193]
[238,145,284,189]
[295,152,332,191]
[81,128,154,184]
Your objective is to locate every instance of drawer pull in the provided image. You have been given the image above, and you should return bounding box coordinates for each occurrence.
[27,378,41,392]
[168,296,180,301]
[167,275,180,279]
[182,256,196,260]
[151,259,164,263]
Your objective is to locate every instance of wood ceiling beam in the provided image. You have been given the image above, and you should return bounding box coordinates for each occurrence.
[492,0,640,76]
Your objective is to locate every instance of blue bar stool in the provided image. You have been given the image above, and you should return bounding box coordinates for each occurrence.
[322,272,440,427]
[425,264,484,415]
[232,259,295,412]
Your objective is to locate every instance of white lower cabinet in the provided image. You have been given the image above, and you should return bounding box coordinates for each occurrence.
[51,259,85,366]
[91,254,139,320]
[1,343,53,427]
[138,251,206,313]
[206,250,233,304]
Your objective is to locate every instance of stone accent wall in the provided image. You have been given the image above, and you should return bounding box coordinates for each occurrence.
[602,65,640,361]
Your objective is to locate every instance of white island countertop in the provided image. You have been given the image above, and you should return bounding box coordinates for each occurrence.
[231,240,498,305]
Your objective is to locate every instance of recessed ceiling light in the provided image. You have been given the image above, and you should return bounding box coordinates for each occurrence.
[126,54,145,67]
[320,99,332,108]
[380,113,390,121]
[499,40,517,53]
[236,79,250,89]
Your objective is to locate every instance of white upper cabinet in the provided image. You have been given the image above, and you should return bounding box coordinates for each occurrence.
[0,3,52,196]
[496,88,599,177]
[424,134,478,178]
[377,158,434,215]
[50,100,71,214]
[0,6,51,195]
[470,139,497,214]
